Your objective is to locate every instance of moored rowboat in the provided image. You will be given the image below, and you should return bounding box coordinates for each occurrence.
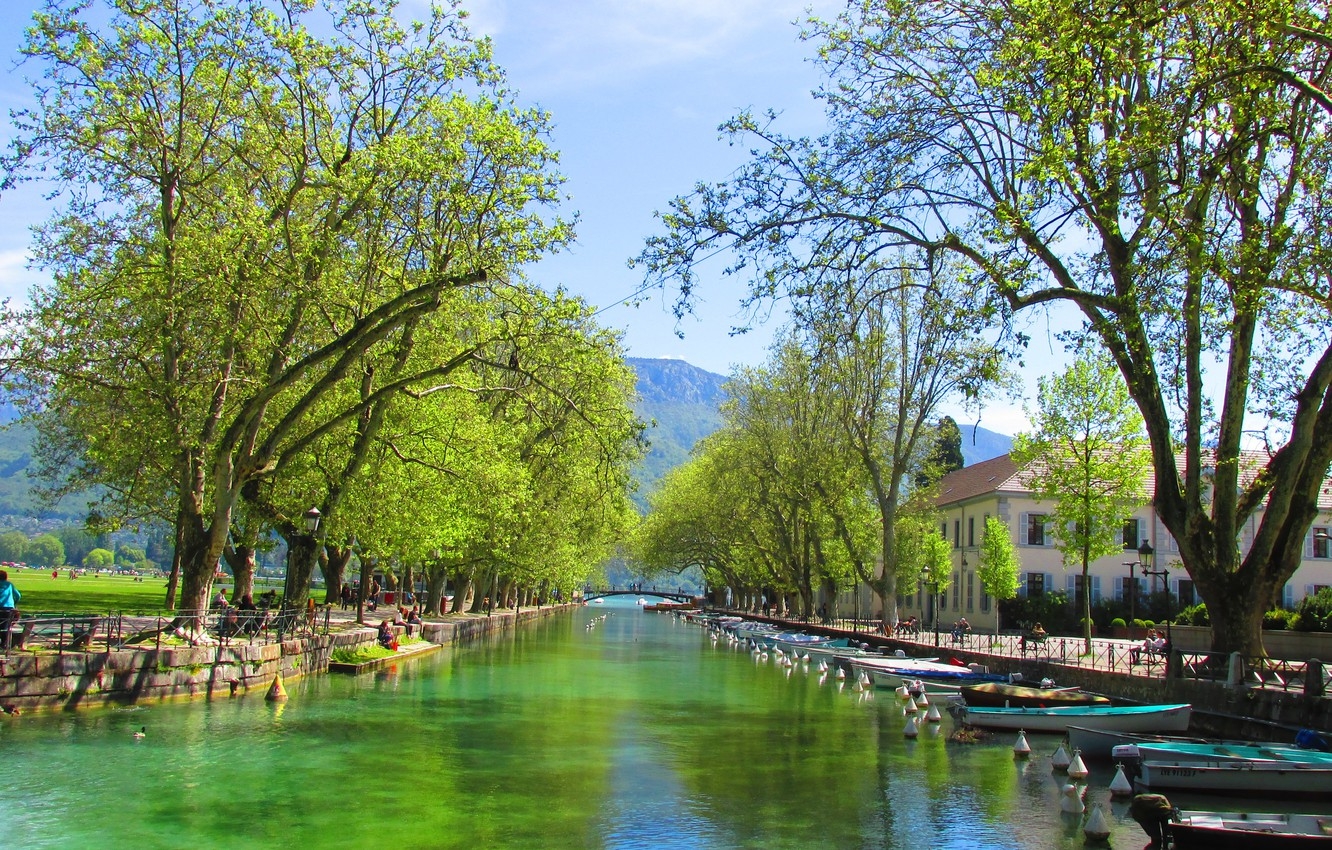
[1066,725,1260,760]
[1138,759,1332,799]
[1169,810,1332,849]
[958,703,1191,733]
[1134,741,1332,767]
[959,682,1109,708]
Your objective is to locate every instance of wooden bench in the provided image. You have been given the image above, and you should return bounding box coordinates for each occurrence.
[1019,632,1047,654]
[1131,644,1168,667]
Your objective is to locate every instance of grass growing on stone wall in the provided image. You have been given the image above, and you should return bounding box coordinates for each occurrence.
[331,644,397,664]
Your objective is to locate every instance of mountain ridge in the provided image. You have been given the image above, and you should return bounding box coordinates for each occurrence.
[627,357,1014,498]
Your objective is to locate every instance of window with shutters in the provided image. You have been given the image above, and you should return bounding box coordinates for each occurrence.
[1314,527,1331,559]
[1025,513,1050,546]
[1122,517,1140,549]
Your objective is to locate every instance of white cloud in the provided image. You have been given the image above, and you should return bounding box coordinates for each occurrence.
[443,0,836,94]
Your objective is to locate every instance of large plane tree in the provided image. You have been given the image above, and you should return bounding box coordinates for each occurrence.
[2,0,574,623]
[639,0,1332,656]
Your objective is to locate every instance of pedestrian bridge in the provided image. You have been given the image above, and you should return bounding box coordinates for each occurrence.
[581,589,697,604]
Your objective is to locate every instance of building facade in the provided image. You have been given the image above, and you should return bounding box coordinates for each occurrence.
[896,454,1332,632]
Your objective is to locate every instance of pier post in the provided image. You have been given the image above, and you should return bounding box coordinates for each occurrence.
[1227,652,1244,687]
[1306,659,1325,698]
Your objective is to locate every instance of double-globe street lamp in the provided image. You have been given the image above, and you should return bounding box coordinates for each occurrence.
[1123,539,1155,630]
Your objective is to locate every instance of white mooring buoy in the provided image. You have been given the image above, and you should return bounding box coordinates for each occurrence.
[904,715,919,738]
[1012,730,1031,759]
[904,695,919,714]
[1083,803,1111,841]
[1051,743,1072,771]
[1108,763,1134,797]
[1067,749,1089,781]
[925,703,942,723]
[1059,783,1085,815]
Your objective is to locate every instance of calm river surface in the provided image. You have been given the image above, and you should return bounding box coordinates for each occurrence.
[3,601,1186,848]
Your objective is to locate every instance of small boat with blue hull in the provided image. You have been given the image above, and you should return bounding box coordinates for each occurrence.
[1066,725,1263,760]
[1134,741,1332,767]
[958,702,1192,733]
[751,631,830,650]
[850,655,1006,691]
[1169,810,1332,849]
[798,638,881,663]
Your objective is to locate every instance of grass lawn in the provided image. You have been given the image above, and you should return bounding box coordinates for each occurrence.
[5,568,286,615]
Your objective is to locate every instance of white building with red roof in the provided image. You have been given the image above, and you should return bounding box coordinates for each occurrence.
[899,453,1332,632]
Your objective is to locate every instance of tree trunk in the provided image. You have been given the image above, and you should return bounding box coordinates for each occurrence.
[356,555,376,625]
[222,544,256,603]
[451,575,472,613]
[320,547,352,605]
[1203,572,1271,658]
[281,533,321,609]
[426,565,449,615]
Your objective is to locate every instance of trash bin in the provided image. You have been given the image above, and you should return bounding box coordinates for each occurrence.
[383,591,396,605]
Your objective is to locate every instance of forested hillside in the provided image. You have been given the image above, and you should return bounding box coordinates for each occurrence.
[628,357,728,499]
[626,356,1012,497]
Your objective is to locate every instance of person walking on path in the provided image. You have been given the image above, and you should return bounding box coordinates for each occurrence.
[0,569,21,650]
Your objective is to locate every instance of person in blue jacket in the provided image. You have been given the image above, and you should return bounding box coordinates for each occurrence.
[0,569,20,650]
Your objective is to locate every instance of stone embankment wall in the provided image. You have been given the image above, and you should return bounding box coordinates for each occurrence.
[0,604,576,714]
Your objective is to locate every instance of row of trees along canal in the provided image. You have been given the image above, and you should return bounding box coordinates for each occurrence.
[632,0,1332,658]
[0,1,644,626]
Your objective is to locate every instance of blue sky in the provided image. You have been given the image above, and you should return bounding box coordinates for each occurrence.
[0,0,1055,434]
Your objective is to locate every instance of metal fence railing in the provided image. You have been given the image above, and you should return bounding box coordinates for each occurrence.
[2,604,335,656]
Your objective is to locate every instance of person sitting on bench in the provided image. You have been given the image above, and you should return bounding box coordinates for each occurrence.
[1019,622,1046,651]
[1131,630,1167,664]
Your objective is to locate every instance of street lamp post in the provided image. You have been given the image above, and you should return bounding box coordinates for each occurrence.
[1138,539,1169,619]
[932,579,942,647]
[1123,540,1155,630]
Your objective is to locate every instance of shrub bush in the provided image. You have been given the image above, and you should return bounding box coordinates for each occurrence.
[1110,617,1126,629]
[1263,609,1292,630]
[1176,603,1209,627]
[1292,588,1332,632]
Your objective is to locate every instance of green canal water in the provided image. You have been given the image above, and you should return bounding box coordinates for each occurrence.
[4,601,1161,848]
